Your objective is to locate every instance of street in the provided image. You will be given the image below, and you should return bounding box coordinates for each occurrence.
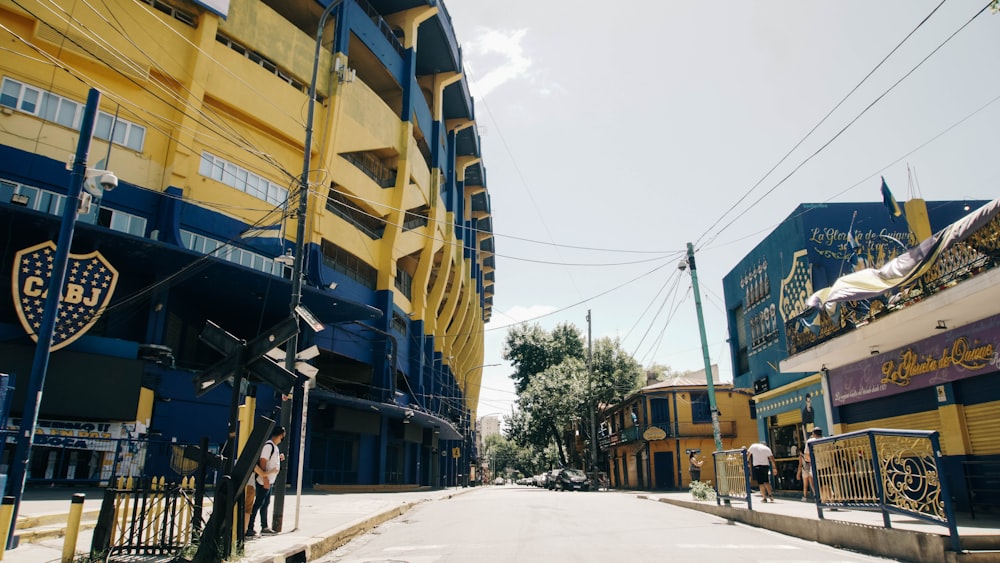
[321,486,895,562]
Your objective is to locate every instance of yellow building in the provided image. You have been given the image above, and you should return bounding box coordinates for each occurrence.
[0,0,491,488]
[600,366,756,490]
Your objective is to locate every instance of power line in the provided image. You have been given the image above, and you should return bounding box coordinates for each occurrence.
[697,0,987,250]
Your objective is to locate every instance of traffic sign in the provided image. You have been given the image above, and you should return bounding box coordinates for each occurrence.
[193,317,300,396]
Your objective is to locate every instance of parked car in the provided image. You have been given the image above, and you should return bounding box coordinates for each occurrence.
[494,477,505,485]
[554,468,590,491]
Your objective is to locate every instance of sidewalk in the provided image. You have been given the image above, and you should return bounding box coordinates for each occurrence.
[1,486,474,563]
[638,490,1000,562]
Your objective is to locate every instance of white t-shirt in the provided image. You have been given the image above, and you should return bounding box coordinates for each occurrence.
[256,440,280,485]
[746,442,774,466]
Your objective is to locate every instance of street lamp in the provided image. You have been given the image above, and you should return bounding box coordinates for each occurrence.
[6,89,103,548]
[272,0,345,532]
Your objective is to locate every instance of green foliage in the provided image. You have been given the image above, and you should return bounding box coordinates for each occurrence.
[689,480,717,501]
[483,432,551,477]
[503,322,645,468]
[503,322,584,393]
[591,336,644,405]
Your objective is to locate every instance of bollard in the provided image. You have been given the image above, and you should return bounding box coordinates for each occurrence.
[61,494,85,563]
[0,496,14,560]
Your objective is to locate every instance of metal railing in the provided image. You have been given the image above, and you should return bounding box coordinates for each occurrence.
[1,433,212,486]
[786,209,1000,355]
[712,448,752,508]
[598,421,737,450]
[808,428,960,551]
[90,476,200,561]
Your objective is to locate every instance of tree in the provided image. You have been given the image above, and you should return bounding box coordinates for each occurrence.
[502,323,643,469]
[590,337,644,406]
[484,428,552,478]
[503,322,584,393]
[521,358,587,466]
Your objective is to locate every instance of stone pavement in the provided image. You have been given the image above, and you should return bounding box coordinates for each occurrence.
[3,486,998,562]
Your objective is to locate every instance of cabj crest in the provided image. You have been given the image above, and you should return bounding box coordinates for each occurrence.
[12,241,119,351]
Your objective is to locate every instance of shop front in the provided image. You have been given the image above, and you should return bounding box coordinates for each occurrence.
[751,373,827,493]
[825,314,1000,509]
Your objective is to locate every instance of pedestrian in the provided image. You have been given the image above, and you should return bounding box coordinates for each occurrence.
[806,426,830,500]
[689,451,704,483]
[746,441,778,502]
[247,425,285,537]
[798,448,814,501]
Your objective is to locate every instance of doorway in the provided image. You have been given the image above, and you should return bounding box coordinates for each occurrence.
[653,451,675,489]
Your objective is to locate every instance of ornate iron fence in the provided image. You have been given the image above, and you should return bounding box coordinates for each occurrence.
[808,428,960,551]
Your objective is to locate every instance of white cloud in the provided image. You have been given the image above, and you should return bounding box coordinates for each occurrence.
[463,27,532,96]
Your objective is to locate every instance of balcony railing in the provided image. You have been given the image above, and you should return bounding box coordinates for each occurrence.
[598,421,737,450]
[342,151,397,188]
[786,205,1000,355]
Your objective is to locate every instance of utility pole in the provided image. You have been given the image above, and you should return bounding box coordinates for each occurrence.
[682,243,723,452]
[587,310,597,474]
[273,0,344,531]
[6,89,101,549]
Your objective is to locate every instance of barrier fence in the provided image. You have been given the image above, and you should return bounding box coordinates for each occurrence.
[712,448,752,508]
[90,476,200,561]
[808,428,959,551]
[710,429,960,552]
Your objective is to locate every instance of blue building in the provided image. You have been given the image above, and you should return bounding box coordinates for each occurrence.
[0,0,492,490]
[722,197,984,493]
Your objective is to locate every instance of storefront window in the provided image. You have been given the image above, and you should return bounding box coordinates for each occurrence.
[768,421,803,491]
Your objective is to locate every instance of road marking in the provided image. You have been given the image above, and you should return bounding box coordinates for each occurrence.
[676,544,799,549]
[383,545,445,552]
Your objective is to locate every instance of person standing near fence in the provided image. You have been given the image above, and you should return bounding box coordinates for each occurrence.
[247,426,285,537]
[689,451,704,484]
[746,441,778,502]
[798,447,814,501]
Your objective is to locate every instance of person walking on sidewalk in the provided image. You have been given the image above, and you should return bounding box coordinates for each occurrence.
[247,426,285,537]
[746,441,778,502]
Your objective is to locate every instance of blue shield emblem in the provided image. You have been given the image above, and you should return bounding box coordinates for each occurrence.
[12,241,119,351]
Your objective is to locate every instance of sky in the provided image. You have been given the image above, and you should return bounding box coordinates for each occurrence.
[439,0,1000,419]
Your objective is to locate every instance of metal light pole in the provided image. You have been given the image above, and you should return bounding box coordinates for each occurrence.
[682,243,723,453]
[272,0,344,532]
[586,310,597,474]
[5,89,102,548]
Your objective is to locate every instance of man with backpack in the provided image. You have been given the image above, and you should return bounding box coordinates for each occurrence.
[247,426,286,536]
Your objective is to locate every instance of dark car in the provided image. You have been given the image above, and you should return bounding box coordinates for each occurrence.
[554,467,590,491]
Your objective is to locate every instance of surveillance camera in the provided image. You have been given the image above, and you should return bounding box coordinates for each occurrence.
[677,259,688,271]
[99,172,118,191]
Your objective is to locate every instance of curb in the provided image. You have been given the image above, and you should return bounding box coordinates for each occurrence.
[642,494,952,562]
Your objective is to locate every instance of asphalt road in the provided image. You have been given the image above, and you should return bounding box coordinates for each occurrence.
[320,486,896,562]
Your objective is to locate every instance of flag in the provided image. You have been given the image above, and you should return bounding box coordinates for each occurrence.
[880,177,902,221]
[846,229,858,250]
[846,228,867,271]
